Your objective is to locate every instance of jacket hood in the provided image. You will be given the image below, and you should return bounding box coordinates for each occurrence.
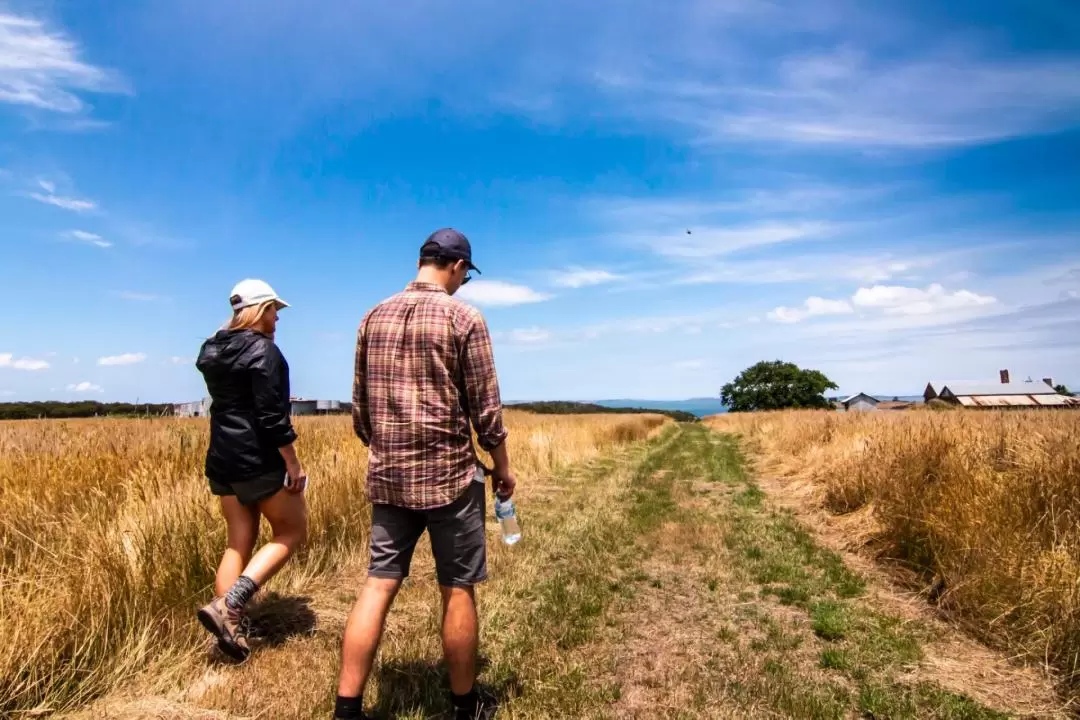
[196,329,265,374]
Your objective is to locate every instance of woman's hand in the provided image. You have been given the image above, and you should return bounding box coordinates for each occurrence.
[285,466,307,493]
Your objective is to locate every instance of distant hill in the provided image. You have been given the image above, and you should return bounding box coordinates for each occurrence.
[506,401,699,423]
[594,398,728,418]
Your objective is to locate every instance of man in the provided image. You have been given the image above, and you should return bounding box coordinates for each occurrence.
[335,228,516,720]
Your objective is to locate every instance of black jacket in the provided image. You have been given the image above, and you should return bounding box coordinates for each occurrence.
[196,329,297,482]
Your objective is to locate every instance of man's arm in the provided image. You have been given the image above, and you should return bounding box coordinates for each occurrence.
[352,318,372,446]
[461,312,514,496]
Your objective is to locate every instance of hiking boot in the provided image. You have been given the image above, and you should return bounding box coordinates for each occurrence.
[197,596,250,661]
[454,688,497,720]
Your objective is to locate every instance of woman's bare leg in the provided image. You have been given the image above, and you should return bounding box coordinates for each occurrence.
[240,489,308,586]
[215,496,260,597]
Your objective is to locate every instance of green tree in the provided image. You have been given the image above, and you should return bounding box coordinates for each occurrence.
[1055,384,1074,397]
[720,360,838,412]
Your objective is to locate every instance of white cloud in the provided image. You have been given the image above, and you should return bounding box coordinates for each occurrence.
[37,179,55,193]
[97,352,147,366]
[770,283,998,324]
[508,328,552,344]
[67,381,103,393]
[767,296,854,324]
[673,359,705,370]
[0,390,14,396]
[0,13,127,113]
[30,192,96,212]
[169,356,192,365]
[457,280,551,307]
[65,229,111,248]
[852,283,996,316]
[551,267,622,288]
[0,353,50,371]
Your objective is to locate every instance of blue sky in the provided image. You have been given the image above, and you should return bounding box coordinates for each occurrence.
[1,0,1078,403]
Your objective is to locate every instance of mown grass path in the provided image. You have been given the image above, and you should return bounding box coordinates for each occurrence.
[72,424,1026,719]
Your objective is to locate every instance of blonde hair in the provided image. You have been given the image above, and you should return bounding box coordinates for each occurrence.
[226,301,275,332]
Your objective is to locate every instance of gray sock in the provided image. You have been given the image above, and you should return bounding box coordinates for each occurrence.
[224,575,259,610]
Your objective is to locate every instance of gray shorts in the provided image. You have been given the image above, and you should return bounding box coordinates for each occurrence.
[368,478,488,588]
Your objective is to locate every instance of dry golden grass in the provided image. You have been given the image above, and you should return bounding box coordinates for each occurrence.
[707,409,1080,701]
[0,410,666,715]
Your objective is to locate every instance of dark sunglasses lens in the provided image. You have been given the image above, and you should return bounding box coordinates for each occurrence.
[462,273,472,285]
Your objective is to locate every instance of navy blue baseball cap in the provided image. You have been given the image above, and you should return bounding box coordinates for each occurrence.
[419,228,481,274]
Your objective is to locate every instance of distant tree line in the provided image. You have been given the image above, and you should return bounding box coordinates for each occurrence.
[0,401,174,420]
[507,401,698,423]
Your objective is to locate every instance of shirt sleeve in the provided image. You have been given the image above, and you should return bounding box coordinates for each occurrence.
[352,316,372,445]
[461,312,508,452]
[250,341,298,448]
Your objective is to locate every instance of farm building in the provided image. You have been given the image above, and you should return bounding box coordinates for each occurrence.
[290,398,318,416]
[174,398,210,417]
[925,370,1079,409]
[174,397,350,417]
[288,398,352,415]
[841,393,879,412]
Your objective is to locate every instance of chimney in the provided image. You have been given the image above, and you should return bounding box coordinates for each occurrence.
[1043,377,1053,388]
[999,369,1010,384]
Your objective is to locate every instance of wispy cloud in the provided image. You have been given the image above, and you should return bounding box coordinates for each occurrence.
[457,280,552,307]
[508,328,552,344]
[65,229,111,248]
[168,356,192,365]
[0,12,127,113]
[67,381,103,393]
[37,179,55,193]
[551,267,623,288]
[30,191,96,212]
[595,42,1080,149]
[114,291,159,302]
[673,359,706,370]
[646,222,836,259]
[97,352,147,366]
[0,353,50,371]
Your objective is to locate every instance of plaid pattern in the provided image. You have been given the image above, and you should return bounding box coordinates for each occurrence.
[353,281,509,510]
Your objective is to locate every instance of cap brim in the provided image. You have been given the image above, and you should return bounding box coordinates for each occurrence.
[274,298,290,309]
[467,262,481,274]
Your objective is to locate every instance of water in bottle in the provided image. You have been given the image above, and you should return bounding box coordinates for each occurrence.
[494,495,522,545]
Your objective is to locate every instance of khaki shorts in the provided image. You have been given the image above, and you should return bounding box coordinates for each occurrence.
[367,476,488,588]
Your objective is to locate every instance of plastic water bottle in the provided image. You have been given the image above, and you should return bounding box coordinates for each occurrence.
[494,495,522,545]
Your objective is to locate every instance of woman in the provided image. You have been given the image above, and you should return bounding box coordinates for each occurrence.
[195,278,308,661]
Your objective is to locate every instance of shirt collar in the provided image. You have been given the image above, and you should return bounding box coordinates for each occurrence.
[406,281,448,294]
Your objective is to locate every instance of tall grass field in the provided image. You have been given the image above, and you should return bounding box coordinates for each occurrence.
[708,409,1080,700]
[0,411,667,715]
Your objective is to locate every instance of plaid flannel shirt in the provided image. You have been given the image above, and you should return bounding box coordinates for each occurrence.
[352,282,509,509]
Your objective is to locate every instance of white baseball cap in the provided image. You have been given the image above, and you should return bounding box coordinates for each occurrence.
[229,279,290,311]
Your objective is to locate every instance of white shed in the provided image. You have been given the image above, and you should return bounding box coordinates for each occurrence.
[842,393,879,412]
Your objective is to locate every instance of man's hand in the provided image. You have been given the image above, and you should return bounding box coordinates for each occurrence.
[493,468,517,500]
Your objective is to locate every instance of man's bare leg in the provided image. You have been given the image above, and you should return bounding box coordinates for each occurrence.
[337,577,402,703]
[441,585,479,695]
